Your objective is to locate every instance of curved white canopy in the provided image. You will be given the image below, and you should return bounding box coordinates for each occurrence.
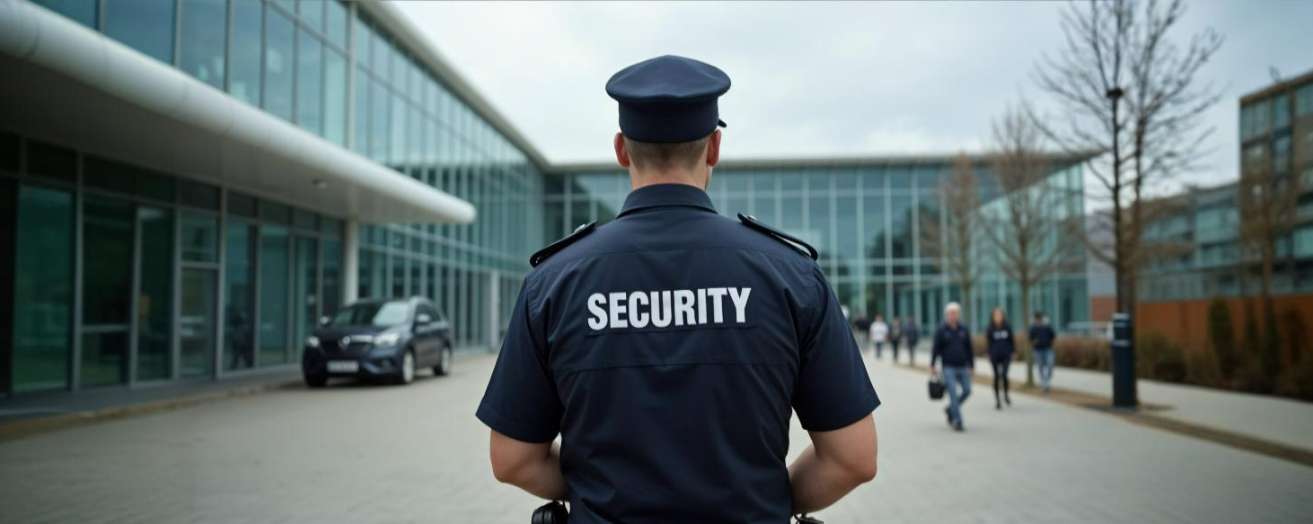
[0,0,475,224]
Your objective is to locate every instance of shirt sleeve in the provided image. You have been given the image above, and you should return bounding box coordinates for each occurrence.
[792,267,880,432]
[475,278,563,443]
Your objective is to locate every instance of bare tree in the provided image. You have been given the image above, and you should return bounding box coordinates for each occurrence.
[1238,154,1301,375]
[1033,0,1222,320]
[922,154,980,322]
[982,104,1078,386]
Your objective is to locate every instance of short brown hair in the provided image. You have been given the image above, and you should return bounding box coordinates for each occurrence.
[624,135,709,171]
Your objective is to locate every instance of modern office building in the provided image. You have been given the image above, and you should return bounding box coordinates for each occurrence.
[552,158,1091,332]
[1,0,1088,397]
[1138,69,1313,302]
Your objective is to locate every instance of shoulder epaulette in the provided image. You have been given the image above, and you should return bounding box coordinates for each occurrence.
[530,222,597,267]
[737,213,818,260]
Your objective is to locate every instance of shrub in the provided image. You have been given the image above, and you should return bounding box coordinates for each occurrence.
[1276,356,1313,401]
[1053,336,1109,371]
[1206,298,1236,380]
[1136,332,1186,383]
[1279,307,1308,367]
[1185,346,1223,388]
[1234,358,1275,394]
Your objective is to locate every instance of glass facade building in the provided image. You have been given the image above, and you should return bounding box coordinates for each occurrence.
[1140,69,1313,301]
[2,0,541,394]
[548,160,1090,332]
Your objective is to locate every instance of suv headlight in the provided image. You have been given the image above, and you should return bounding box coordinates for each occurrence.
[305,335,320,348]
[373,332,401,347]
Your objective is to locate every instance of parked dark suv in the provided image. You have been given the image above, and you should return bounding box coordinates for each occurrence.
[302,297,453,387]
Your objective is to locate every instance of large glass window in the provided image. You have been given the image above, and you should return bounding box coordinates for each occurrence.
[81,197,134,387]
[104,0,176,65]
[1274,94,1290,129]
[224,222,255,370]
[324,49,348,145]
[179,0,228,90]
[136,207,174,381]
[293,236,318,350]
[180,268,217,378]
[12,185,74,393]
[259,226,291,366]
[1297,84,1313,117]
[325,0,348,49]
[263,7,295,121]
[228,0,263,105]
[34,0,97,29]
[296,29,324,135]
[181,213,219,262]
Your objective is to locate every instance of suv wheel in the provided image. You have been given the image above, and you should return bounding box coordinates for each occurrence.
[399,349,416,385]
[434,345,453,376]
[304,373,327,388]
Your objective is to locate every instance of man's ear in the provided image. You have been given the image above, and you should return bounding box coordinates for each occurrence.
[614,133,631,168]
[706,130,721,167]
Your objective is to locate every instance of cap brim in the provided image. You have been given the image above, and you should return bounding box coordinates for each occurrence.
[717,119,728,128]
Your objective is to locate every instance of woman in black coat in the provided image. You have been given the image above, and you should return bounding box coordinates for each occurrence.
[985,307,1016,409]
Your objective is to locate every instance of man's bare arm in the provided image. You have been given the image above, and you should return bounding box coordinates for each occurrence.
[488,430,568,500]
[787,413,878,514]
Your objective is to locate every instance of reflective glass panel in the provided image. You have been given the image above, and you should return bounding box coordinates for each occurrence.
[33,0,97,28]
[104,0,175,64]
[136,206,173,381]
[296,28,324,135]
[263,8,295,121]
[228,0,262,105]
[12,185,74,392]
[81,197,134,387]
[180,268,217,378]
[179,0,228,90]
[259,226,291,365]
[224,222,255,370]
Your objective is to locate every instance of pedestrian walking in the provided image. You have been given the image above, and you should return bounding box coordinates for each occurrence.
[903,317,920,366]
[1029,312,1057,393]
[889,317,903,362]
[477,55,879,522]
[985,307,1015,410]
[931,302,974,432]
[870,314,888,359]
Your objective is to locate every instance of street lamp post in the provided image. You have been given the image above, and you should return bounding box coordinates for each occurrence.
[1105,85,1137,409]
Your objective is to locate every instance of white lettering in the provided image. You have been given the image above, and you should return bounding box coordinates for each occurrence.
[728,287,752,323]
[673,290,696,327]
[651,290,672,328]
[587,293,607,331]
[608,291,628,329]
[628,291,649,328]
[706,287,728,323]
[587,287,752,331]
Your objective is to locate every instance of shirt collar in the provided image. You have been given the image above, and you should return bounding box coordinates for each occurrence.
[617,183,717,217]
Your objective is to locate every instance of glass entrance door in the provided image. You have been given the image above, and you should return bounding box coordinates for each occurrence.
[81,197,134,387]
[180,268,217,378]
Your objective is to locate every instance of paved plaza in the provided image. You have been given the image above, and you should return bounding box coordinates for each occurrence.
[1,353,1312,523]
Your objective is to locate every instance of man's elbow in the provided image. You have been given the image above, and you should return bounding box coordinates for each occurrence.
[846,456,877,484]
[491,460,523,485]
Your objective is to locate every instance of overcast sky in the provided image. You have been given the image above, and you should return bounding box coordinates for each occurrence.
[395,1,1313,188]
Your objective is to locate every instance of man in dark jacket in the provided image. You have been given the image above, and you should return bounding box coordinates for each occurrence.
[931,302,974,432]
[1029,312,1058,393]
[902,317,920,366]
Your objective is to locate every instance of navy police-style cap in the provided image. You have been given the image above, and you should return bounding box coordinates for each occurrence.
[606,55,731,143]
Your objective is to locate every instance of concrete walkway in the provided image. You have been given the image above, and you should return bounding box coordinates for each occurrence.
[958,355,1313,453]
[2,352,1311,522]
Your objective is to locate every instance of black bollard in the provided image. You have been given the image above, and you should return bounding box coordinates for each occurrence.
[1110,312,1137,408]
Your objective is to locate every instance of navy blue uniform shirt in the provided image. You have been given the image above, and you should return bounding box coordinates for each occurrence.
[477,184,879,523]
[931,322,975,369]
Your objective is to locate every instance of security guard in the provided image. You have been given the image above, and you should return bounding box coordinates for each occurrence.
[477,55,880,523]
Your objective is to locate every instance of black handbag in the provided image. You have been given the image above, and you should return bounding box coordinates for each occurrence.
[928,375,945,400]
